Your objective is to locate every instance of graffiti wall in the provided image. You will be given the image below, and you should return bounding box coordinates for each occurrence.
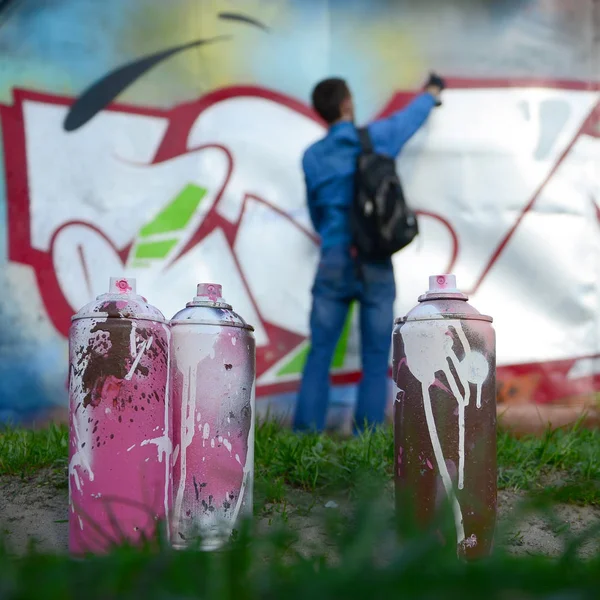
[0,0,598,424]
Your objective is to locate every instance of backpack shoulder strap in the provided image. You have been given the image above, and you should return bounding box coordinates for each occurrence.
[357,127,374,154]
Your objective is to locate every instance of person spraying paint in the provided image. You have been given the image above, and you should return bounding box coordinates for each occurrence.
[293,73,446,433]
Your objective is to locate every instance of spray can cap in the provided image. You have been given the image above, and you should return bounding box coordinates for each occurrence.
[194,283,225,304]
[428,274,459,293]
[109,277,136,295]
[71,277,165,322]
[418,273,468,302]
[172,282,254,330]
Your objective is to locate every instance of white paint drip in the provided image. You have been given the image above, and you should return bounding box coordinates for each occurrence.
[174,364,198,532]
[72,470,81,493]
[466,351,490,409]
[162,327,172,538]
[203,423,210,439]
[172,444,180,465]
[211,439,215,448]
[443,362,466,490]
[141,434,171,463]
[401,320,490,546]
[124,338,150,381]
[422,384,465,544]
[229,382,256,532]
[68,400,95,493]
[78,516,84,531]
[129,323,137,357]
[223,439,232,454]
[231,337,237,346]
[127,444,136,452]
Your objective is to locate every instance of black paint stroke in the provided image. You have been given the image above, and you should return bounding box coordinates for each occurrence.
[63,35,231,131]
[218,11,269,32]
[0,0,16,13]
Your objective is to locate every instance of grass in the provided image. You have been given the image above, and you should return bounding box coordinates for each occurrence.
[255,420,600,506]
[255,419,393,500]
[497,425,600,505]
[0,485,600,599]
[2,419,599,506]
[1,421,600,598]
[0,424,67,481]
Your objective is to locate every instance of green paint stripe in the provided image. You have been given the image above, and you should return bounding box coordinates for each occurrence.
[139,184,207,237]
[277,303,356,377]
[277,343,310,376]
[135,239,178,259]
[332,302,355,369]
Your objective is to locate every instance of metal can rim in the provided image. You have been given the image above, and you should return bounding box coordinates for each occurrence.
[169,318,255,331]
[71,313,167,324]
[186,300,233,310]
[395,313,493,324]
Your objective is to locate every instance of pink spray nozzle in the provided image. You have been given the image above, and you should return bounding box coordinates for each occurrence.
[195,283,223,302]
[110,277,136,295]
[428,274,458,292]
[418,274,468,303]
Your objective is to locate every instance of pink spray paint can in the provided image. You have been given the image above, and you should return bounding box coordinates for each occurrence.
[169,283,255,550]
[68,277,171,554]
[392,274,496,558]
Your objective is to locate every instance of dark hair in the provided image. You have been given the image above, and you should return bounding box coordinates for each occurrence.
[311,78,350,124]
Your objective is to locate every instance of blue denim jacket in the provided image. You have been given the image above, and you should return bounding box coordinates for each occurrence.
[302,92,436,249]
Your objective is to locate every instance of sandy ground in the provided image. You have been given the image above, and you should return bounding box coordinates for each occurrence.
[1,470,599,558]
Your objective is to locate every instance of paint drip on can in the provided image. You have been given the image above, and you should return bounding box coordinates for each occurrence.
[392,274,497,558]
[68,277,171,554]
[169,283,256,550]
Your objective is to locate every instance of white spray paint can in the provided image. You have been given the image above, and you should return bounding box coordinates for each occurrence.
[169,283,255,550]
[392,274,496,558]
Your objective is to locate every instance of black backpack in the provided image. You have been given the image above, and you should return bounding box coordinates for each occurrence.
[350,127,418,259]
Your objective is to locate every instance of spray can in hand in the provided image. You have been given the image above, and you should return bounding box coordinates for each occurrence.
[169,284,255,550]
[68,277,171,554]
[392,274,496,558]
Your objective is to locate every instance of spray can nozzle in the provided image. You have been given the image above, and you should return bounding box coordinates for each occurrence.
[109,277,136,295]
[428,274,458,293]
[418,274,468,302]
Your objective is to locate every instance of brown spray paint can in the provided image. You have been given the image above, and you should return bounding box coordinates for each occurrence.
[392,274,496,558]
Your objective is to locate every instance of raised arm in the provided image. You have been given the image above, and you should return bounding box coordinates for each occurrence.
[369,73,445,157]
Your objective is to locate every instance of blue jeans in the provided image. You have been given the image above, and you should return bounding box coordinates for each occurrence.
[293,244,396,433]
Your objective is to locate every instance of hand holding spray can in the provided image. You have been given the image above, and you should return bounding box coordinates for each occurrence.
[68,277,171,554]
[169,284,255,550]
[392,274,496,558]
